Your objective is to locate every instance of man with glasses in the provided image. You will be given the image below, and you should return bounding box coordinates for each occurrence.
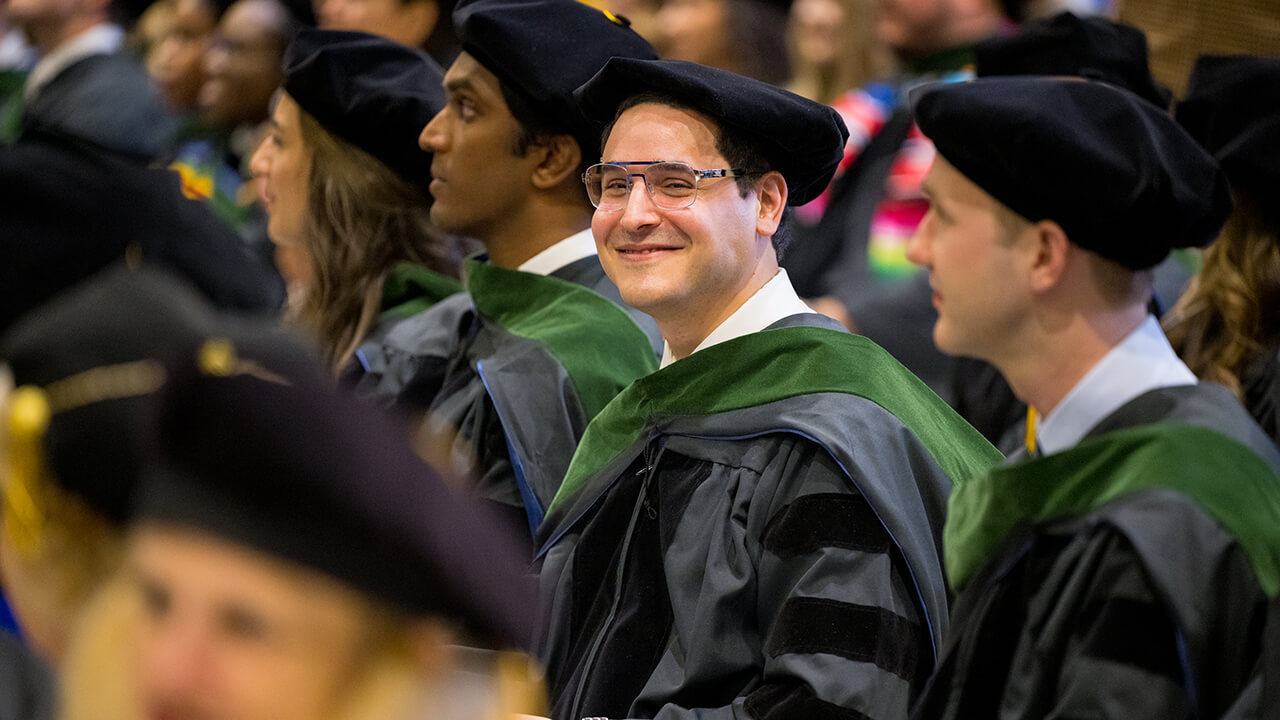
[535,58,1000,720]
[347,0,661,547]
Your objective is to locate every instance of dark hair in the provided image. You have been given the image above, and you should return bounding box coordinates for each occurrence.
[602,91,793,257]
[497,80,596,180]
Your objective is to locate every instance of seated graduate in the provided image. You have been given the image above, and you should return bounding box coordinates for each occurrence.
[59,328,544,720]
[0,265,302,720]
[535,58,1001,720]
[348,0,663,545]
[904,76,1280,718]
[1164,55,1280,448]
[249,28,470,372]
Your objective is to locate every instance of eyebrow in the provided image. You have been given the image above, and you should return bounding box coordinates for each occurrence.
[443,76,476,96]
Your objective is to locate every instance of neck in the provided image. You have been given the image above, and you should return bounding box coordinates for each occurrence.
[29,16,102,56]
[659,251,779,362]
[999,303,1149,418]
[482,196,593,270]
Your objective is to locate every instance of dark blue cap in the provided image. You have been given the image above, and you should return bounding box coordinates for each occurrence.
[135,339,536,649]
[283,28,445,191]
[574,57,850,206]
[975,12,1171,109]
[453,0,657,151]
[913,77,1232,270]
[1177,55,1280,211]
[0,265,314,524]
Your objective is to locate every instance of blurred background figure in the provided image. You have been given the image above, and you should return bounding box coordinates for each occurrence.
[1164,55,1280,447]
[0,116,285,332]
[780,0,1010,398]
[786,0,891,104]
[165,0,305,270]
[7,0,175,159]
[314,0,458,63]
[147,0,233,114]
[0,6,36,144]
[655,0,790,85]
[58,331,543,720]
[0,266,290,720]
[250,28,468,372]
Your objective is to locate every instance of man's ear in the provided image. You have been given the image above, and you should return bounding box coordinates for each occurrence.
[529,134,583,190]
[754,171,787,236]
[1028,219,1070,293]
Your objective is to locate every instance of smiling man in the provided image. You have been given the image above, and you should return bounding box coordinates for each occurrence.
[347,0,661,546]
[534,58,1000,720]
[905,77,1280,718]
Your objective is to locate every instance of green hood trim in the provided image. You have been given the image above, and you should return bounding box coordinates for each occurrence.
[549,325,1002,511]
[464,258,657,419]
[945,422,1280,595]
[380,262,464,321]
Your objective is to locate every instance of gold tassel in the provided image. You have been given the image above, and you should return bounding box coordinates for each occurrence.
[3,386,52,556]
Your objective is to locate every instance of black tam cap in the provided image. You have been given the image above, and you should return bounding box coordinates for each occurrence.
[1176,55,1280,211]
[0,266,306,524]
[453,0,657,151]
[913,77,1232,270]
[134,345,536,650]
[284,28,445,191]
[575,58,850,206]
[975,12,1171,109]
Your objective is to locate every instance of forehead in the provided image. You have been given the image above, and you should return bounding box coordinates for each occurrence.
[443,52,507,105]
[170,0,216,25]
[925,155,996,208]
[220,0,285,40]
[603,102,727,165]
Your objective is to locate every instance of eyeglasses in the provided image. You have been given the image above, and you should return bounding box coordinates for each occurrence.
[582,161,761,211]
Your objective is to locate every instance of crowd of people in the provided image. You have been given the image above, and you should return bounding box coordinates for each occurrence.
[0,0,1278,718]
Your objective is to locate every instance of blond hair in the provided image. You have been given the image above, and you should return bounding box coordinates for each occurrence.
[1,385,125,662]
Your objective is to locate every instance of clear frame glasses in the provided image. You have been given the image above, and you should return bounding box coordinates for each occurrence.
[582,161,760,212]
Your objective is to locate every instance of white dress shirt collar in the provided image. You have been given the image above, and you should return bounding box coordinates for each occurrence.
[660,268,813,368]
[24,24,124,101]
[516,228,598,276]
[1037,314,1197,455]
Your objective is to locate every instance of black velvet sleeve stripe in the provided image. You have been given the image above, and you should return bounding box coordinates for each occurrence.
[766,597,921,681]
[761,493,891,559]
[744,680,875,720]
[1076,595,1186,684]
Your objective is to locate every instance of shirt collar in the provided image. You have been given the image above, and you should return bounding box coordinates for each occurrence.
[1037,314,1197,455]
[516,228,598,277]
[660,268,812,368]
[24,24,124,101]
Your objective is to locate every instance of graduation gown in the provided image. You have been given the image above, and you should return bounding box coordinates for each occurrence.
[350,256,659,537]
[913,383,1280,720]
[536,315,1002,720]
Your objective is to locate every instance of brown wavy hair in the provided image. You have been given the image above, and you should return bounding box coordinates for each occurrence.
[1163,192,1280,398]
[295,109,463,371]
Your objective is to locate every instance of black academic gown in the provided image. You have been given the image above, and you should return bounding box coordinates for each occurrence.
[914,383,1280,720]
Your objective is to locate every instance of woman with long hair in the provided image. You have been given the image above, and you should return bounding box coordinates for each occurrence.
[1163,55,1280,445]
[250,29,468,372]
